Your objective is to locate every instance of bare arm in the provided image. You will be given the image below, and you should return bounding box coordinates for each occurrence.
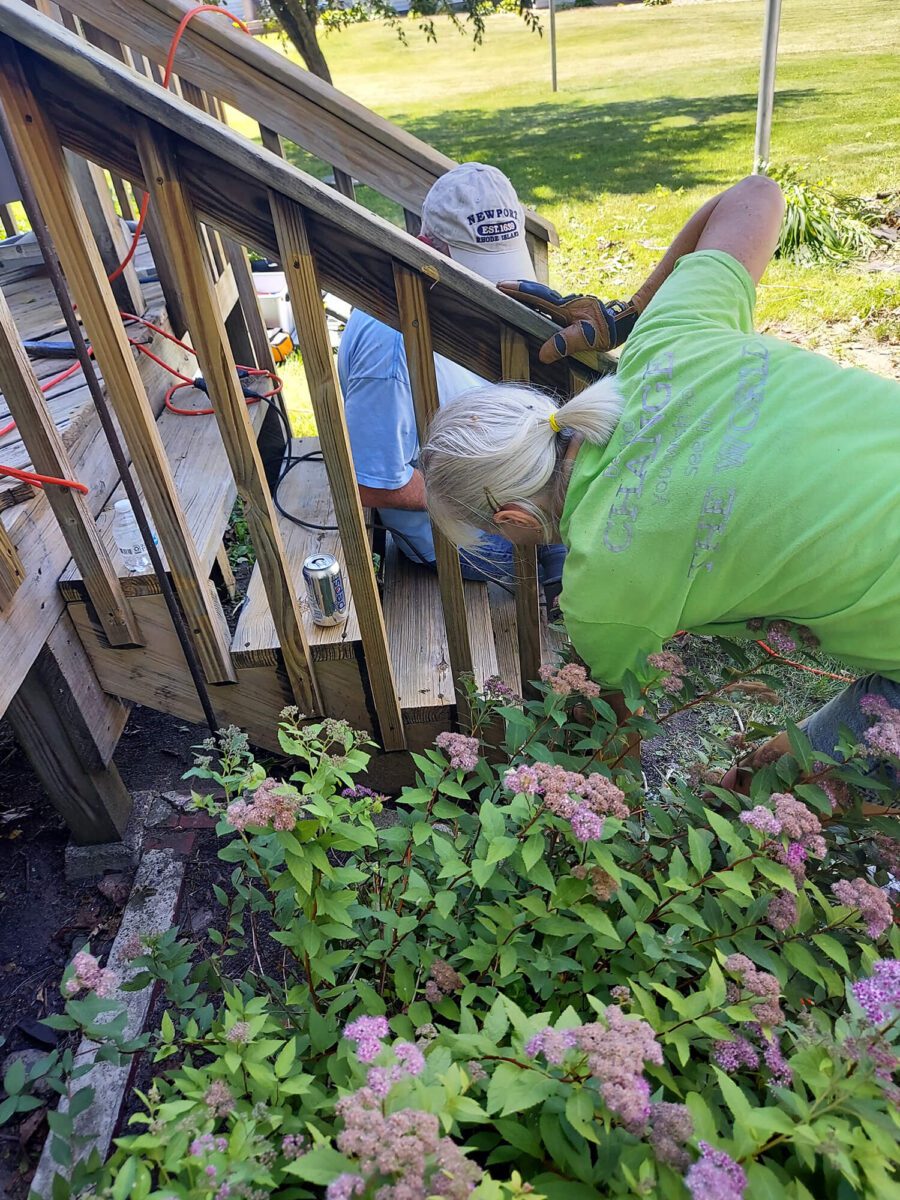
[633,174,785,310]
[358,468,426,512]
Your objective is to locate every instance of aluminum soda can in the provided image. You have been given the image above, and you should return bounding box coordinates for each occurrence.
[302,553,348,626]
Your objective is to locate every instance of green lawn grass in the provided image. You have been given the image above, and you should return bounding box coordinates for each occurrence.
[230,0,899,430]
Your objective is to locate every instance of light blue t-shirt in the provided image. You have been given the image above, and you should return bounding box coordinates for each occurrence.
[338,309,486,563]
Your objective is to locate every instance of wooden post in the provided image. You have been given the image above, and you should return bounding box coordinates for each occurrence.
[270,192,405,750]
[136,123,321,715]
[0,521,25,607]
[63,154,143,314]
[0,283,143,645]
[0,42,236,683]
[6,611,132,844]
[393,263,474,715]
[525,231,550,285]
[500,326,542,693]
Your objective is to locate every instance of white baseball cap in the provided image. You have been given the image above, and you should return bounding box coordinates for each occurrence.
[421,162,536,285]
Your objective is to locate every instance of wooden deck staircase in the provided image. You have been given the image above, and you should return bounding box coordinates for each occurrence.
[0,0,607,838]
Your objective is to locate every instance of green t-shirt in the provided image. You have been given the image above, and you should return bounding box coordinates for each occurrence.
[559,249,900,688]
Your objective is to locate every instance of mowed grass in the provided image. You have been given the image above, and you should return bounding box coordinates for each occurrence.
[228,0,900,429]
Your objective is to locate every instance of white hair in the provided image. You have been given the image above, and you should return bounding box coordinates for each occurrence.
[421,375,623,547]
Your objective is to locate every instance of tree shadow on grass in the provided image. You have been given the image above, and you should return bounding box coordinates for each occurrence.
[397,89,816,201]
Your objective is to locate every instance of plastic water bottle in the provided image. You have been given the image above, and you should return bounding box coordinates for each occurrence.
[112,499,154,573]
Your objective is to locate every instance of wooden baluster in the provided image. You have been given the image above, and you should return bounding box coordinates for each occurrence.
[0,43,236,683]
[0,206,17,238]
[0,522,25,608]
[500,326,542,694]
[135,123,321,715]
[259,125,284,157]
[0,284,143,645]
[331,167,356,201]
[269,193,405,751]
[393,263,474,719]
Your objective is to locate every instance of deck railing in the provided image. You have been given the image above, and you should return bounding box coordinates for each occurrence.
[0,0,609,752]
[38,0,558,278]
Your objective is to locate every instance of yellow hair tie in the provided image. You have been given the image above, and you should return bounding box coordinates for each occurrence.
[548,412,562,434]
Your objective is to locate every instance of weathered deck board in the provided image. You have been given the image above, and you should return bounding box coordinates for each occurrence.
[232,437,362,668]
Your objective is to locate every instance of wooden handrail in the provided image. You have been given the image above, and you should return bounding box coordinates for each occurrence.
[0,2,613,729]
[0,3,610,389]
[49,0,558,254]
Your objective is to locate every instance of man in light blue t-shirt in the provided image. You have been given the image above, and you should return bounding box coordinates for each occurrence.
[338,162,566,611]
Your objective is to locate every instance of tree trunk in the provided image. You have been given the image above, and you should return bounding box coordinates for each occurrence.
[266,0,334,83]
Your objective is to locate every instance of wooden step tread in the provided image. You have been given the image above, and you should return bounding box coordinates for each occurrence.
[383,538,499,716]
[231,437,362,667]
[59,334,263,601]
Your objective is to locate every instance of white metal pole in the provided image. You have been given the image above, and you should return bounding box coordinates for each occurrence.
[549,0,558,93]
[753,0,782,172]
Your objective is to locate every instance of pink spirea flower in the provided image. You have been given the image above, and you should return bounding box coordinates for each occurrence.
[503,762,628,838]
[765,622,796,655]
[647,651,687,694]
[740,806,782,835]
[685,1142,747,1200]
[226,1021,250,1044]
[326,1174,365,1200]
[190,1133,228,1156]
[344,1015,390,1063]
[226,777,301,832]
[852,960,900,1024]
[713,1036,759,1072]
[767,892,799,932]
[725,955,784,1027]
[65,951,118,999]
[833,879,893,938]
[574,1008,662,1134]
[860,697,900,760]
[435,732,481,771]
[204,1080,235,1116]
[395,1041,425,1077]
[539,661,601,698]
[525,1026,578,1065]
[335,1085,481,1200]
[569,803,604,843]
[282,1134,307,1160]
[772,794,825,858]
[759,1031,792,1088]
[648,1102,693,1170]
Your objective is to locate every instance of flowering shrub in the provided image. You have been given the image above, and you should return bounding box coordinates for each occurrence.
[7,645,900,1200]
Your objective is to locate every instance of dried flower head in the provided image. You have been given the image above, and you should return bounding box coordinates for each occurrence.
[539,661,601,698]
[833,878,893,938]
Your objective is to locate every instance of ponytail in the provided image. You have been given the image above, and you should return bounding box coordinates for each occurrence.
[421,375,623,548]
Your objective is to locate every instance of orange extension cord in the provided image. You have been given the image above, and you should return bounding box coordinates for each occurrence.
[0,4,263,495]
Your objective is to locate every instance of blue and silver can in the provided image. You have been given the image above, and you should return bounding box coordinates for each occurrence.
[302,553,348,626]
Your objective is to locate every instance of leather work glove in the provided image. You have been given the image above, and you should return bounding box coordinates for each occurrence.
[497,280,641,364]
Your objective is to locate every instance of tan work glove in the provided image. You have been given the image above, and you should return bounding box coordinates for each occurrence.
[497,280,641,363]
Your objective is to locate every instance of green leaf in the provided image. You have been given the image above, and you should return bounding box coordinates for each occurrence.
[713,1067,753,1123]
[160,1010,175,1044]
[274,1039,297,1079]
[434,890,455,919]
[812,933,850,972]
[688,826,712,878]
[486,1062,560,1116]
[3,1056,25,1096]
[479,801,506,841]
[783,941,823,986]
[486,836,519,865]
[285,1145,355,1183]
[522,834,545,873]
[756,858,798,894]
[565,1087,599,1143]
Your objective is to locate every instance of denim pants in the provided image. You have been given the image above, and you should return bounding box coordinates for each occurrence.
[804,674,900,788]
[458,539,566,590]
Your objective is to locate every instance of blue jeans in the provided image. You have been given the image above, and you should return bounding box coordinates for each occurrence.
[804,674,900,787]
[458,539,566,590]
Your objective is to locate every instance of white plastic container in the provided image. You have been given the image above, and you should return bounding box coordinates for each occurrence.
[111,499,156,574]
